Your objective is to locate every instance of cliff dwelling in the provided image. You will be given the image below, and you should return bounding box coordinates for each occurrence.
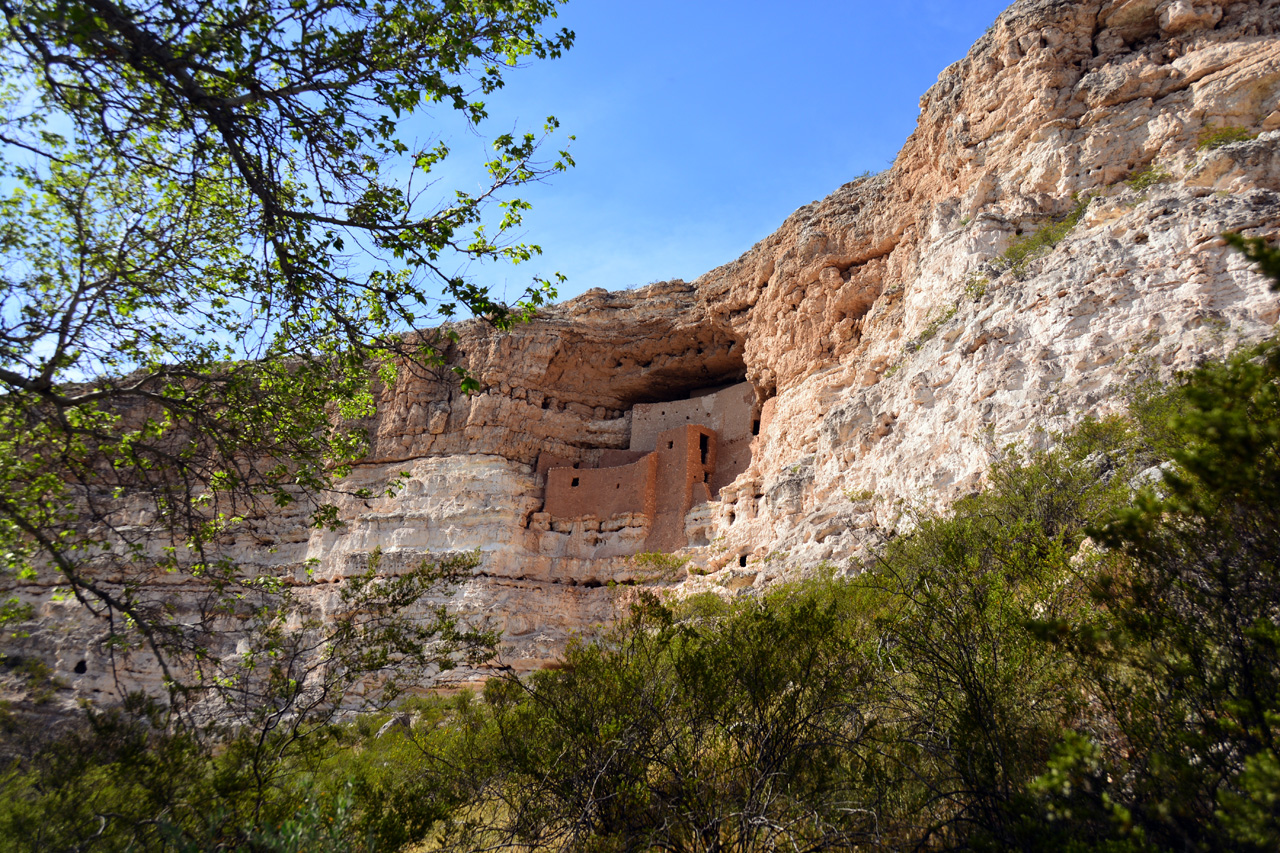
[534,381,767,553]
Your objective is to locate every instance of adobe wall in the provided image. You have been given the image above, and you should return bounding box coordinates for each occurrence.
[758,396,777,434]
[599,449,649,468]
[535,453,579,476]
[708,394,774,494]
[629,381,755,453]
[645,424,716,552]
[540,382,758,552]
[544,454,657,520]
[710,435,752,496]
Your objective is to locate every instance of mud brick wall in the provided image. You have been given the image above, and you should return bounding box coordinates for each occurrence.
[645,424,717,552]
[630,382,755,453]
[544,454,658,521]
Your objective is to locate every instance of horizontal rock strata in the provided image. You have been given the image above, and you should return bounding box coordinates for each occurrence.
[12,0,1280,702]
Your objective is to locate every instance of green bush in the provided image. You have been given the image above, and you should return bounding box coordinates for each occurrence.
[1078,337,1280,851]
[8,243,1280,853]
[918,303,958,342]
[466,587,885,852]
[0,691,488,852]
[1126,162,1173,192]
[996,195,1090,276]
[964,271,990,299]
[1198,126,1257,151]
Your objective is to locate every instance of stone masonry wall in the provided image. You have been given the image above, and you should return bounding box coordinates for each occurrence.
[544,454,657,521]
[646,424,717,552]
[629,382,755,453]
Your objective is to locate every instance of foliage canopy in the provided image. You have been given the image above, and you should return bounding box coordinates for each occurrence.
[5,247,1280,848]
[0,0,572,724]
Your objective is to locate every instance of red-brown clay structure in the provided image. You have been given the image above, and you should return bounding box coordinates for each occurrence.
[541,382,767,552]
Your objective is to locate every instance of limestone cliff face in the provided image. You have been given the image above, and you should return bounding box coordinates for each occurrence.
[22,0,1280,694]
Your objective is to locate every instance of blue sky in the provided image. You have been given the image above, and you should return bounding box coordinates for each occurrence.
[419,0,1013,305]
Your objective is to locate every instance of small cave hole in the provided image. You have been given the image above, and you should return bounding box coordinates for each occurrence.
[739,555,748,567]
[1135,233,1149,244]
[73,659,86,674]
[571,477,580,487]
[728,511,736,525]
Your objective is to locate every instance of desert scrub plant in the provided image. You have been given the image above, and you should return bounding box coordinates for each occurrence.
[994,195,1090,276]
[1126,162,1173,192]
[918,303,959,342]
[2,655,61,704]
[963,272,990,300]
[629,551,689,582]
[1197,125,1256,151]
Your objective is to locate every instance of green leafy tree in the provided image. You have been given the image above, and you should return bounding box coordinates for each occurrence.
[1011,235,1280,851]
[461,588,884,853]
[853,421,1145,850]
[1075,342,1280,852]
[0,0,573,710]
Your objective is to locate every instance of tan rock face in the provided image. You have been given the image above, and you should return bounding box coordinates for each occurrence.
[19,0,1280,698]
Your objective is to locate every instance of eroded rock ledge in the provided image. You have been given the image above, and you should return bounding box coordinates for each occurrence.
[17,0,1280,697]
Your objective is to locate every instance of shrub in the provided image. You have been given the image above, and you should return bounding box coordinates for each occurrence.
[996,195,1090,276]
[918,303,959,343]
[1198,126,1256,150]
[629,551,690,582]
[853,418,1144,848]
[1126,162,1173,192]
[964,271,990,299]
[468,588,884,852]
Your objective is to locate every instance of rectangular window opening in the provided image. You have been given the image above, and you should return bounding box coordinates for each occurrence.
[571,477,579,487]
[752,419,761,436]
[699,433,709,464]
